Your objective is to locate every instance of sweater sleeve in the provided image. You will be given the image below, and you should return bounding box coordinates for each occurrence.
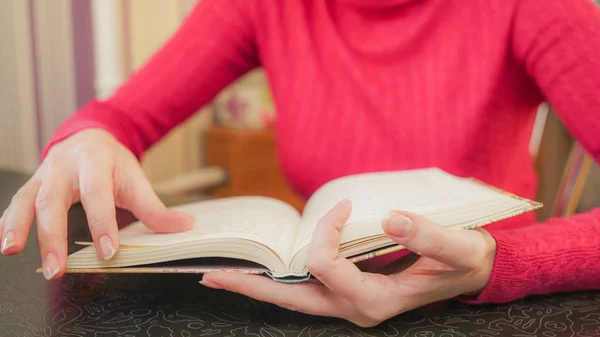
[42,0,259,160]
[465,0,600,304]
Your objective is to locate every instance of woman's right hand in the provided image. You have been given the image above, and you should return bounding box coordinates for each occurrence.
[0,128,194,280]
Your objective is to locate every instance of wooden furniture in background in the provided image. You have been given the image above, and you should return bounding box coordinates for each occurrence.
[204,126,306,212]
[534,108,596,221]
[578,160,600,214]
[534,109,576,221]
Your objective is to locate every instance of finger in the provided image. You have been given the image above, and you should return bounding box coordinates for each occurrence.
[78,158,118,260]
[35,173,72,280]
[118,165,193,233]
[0,206,9,247]
[201,272,351,317]
[306,199,380,305]
[382,211,488,269]
[1,178,40,255]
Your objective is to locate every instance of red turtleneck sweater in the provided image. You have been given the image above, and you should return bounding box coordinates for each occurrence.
[46,0,600,303]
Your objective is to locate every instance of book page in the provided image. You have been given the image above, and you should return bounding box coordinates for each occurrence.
[292,168,530,254]
[111,196,301,264]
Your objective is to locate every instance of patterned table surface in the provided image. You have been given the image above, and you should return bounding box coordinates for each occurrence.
[1,169,600,337]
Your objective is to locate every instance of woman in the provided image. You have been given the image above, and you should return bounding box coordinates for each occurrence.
[1,0,599,327]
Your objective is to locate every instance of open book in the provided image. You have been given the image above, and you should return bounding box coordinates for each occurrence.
[57,168,541,282]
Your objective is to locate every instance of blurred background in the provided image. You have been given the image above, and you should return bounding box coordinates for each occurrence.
[0,0,598,220]
[0,0,302,209]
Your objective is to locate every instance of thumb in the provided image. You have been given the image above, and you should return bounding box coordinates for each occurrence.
[119,167,194,234]
[381,211,487,270]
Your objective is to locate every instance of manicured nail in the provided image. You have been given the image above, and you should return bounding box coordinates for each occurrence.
[382,213,414,238]
[1,230,16,254]
[98,235,116,260]
[335,198,351,209]
[280,304,297,311]
[43,253,60,280]
[200,277,223,289]
[177,211,195,223]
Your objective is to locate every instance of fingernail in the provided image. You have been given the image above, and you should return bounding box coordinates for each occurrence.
[1,230,16,254]
[43,253,60,280]
[174,210,194,222]
[184,213,195,222]
[280,304,297,311]
[200,277,223,289]
[98,235,116,260]
[382,213,414,238]
[335,198,351,209]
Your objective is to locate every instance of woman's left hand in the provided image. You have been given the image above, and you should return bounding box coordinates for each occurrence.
[201,199,497,327]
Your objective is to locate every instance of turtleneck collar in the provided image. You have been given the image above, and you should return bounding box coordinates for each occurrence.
[331,0,419,10]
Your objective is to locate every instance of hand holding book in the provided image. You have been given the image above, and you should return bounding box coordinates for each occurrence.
[200,198,497,328]
[55,168,540,281]
[0,129,195,281]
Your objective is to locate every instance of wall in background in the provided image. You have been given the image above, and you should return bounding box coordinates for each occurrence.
[0,0,91,173]
[72,0,96,109]
[125,0,214,183]
[31,0,79,149]
[0,0,212,182]
[0,0,81,173]
[0,1,38,173]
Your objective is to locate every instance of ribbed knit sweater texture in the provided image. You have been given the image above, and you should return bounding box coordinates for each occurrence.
[45,0,600,303]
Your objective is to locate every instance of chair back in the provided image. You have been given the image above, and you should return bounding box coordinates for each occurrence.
[534,107,594,221]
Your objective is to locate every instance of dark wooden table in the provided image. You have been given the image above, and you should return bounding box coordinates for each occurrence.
[2,169,600,337]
